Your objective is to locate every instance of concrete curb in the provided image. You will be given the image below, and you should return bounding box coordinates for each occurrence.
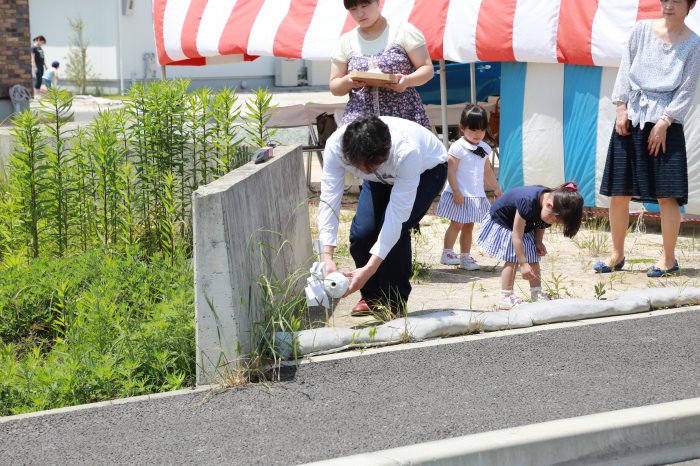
[278,287,700,358]
[304,397,700,466]
[0,384,215,424]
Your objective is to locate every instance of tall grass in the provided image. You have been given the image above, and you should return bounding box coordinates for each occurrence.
[1,81,278,414]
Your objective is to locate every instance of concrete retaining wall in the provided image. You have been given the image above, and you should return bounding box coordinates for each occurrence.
[192,145,312,385]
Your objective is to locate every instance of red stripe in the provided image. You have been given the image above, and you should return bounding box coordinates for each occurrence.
[273,0,316,58]
[408,0,449,60]
[181,0,208,58]
[219,0,266,56]
[171,57,207,66]
[556,0,598,65]
[637,0,662,20]
[340,12,355,34]
[153,0,172,65]
[476,0,517,62]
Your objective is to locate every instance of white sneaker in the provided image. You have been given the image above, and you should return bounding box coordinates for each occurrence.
[459,254,480,271]
[440,250,460,265]
[498,294,525,310]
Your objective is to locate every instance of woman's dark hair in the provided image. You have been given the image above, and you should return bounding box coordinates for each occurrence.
[550,181,584,238]
[33,35,46,42]
[341,115,391,169]
[459,103,489,132]
[343,0,377,10]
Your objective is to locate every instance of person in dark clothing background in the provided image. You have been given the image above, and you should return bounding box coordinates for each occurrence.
[31,35,47,98]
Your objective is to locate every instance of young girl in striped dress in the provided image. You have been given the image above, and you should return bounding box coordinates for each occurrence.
[437,104,501,270]
[476,183,583,310]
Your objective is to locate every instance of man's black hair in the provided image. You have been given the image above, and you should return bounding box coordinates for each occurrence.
[341,115,392,169]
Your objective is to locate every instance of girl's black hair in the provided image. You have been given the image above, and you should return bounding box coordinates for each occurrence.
[341,115,392,168]
[343,0,377,10]
[550,181,584,238]
[33,35,46,42]
[459,103,489,132]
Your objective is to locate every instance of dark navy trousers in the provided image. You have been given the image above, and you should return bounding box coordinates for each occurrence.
[349,162,447,307]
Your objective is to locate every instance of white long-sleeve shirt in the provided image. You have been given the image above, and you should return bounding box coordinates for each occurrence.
[317,116,447,260]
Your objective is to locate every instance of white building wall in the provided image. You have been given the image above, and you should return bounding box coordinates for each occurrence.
[28,0,284,92]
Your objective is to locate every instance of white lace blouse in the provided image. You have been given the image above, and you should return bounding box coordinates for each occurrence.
[612,20,700,127]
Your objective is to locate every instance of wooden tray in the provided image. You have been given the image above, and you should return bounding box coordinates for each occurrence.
[349,70,399,86]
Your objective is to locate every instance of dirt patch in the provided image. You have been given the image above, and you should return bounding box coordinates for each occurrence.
[308,204,700,329]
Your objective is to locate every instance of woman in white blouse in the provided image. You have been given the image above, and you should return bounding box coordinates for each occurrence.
[596,0,699,277]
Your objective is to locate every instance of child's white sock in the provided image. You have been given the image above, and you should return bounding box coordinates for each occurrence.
[530,287,542,300]
[443,248,455,253]
[500,289,513,298]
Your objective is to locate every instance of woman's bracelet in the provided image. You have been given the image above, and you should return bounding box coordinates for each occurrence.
[660,114,673,126]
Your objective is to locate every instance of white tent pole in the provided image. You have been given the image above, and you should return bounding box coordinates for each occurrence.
[116,0,124,95]
[439,59,448,148]
[470,62,476,104]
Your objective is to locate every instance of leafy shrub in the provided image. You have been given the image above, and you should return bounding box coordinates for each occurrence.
[0,246,194,415]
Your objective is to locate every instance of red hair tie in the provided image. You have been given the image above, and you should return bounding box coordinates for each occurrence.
[564,182,578,192]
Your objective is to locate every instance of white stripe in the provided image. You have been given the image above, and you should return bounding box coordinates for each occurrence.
[594,66,646,212]
[512,0,560,63]
[247,0,292,56]
[591,0,639,67]
[197,0,238,57]
[301,0,349,60]
[162,0,191,62]
[595,66,618,209]
[521,63,565,188]
[683,84,700,216]
[688,8,700,35]
[442,0,481,63]
[381,0,415,26]
[205,55,244,65]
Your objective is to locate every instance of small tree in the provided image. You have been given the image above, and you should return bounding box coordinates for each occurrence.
[64,16,96,95]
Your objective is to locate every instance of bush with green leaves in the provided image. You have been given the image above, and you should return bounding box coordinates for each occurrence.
[0,246,194,415]
[0,80,282,414]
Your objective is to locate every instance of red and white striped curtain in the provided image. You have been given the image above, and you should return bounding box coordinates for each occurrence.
[154,0,699,67]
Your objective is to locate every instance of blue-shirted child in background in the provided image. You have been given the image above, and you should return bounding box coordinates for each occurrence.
[40,61,59,94]
[476,182,583,310]
[437,103,501,271]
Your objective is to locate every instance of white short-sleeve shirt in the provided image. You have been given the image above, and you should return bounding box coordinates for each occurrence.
[331,22,426,64]
[442,138,491,198]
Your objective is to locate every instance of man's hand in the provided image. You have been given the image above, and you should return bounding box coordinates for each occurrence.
[343,266,373,297]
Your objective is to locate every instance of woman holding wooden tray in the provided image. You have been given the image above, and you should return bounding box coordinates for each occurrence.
[330,0,434,129]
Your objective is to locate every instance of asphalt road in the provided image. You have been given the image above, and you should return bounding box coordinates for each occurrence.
[2,310,699,465]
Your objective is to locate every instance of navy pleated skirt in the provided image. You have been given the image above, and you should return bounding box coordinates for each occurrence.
[476,217,540,263]
[600,122,688,206]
